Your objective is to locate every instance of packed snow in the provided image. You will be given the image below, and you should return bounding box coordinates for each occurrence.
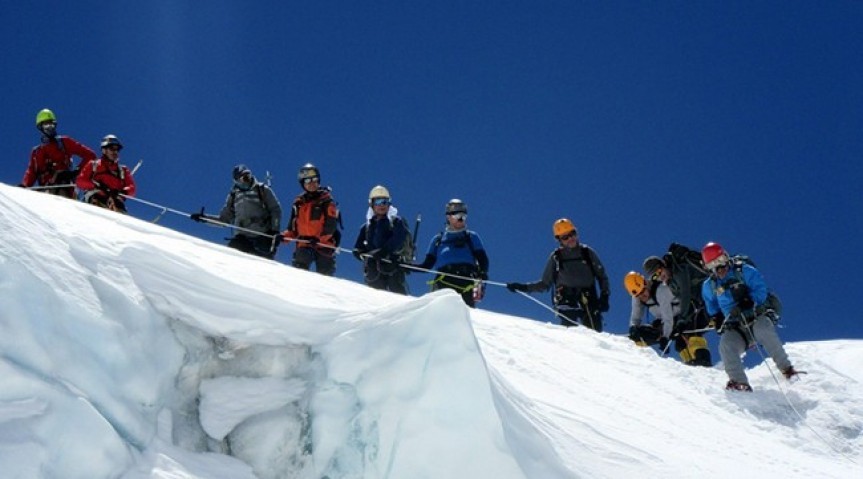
[0,184,860,478]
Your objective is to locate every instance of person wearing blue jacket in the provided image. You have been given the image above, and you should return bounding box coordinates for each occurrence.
[701,242,798,391]
[415,199,489,307]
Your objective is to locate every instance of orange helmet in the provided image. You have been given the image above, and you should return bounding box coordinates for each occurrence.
[623,271,647,297]
[552,218,576,238]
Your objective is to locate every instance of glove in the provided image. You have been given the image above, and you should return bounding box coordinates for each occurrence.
[506,282,528,293]
[658,336,670,352]
[628,326,640,341]
[300,236,319,245]
[352,248,366,261]
[674,319,692,334]
[370,248,387,259]
[599,293,610,312]
[190,207,206,223]
[729,306,742,319]
[271,232,284,243]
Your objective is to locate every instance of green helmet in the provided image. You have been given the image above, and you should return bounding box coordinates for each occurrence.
[36,108,56,126]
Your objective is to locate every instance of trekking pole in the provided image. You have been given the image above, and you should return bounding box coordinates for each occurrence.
[131,159,144,175]
[28,184,76,191]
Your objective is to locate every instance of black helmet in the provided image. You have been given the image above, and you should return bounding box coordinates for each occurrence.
[445,199,467,215]
[642,256,665,279]
[298,163,320,186]
[100,134,123,150]
[232,164,252,181]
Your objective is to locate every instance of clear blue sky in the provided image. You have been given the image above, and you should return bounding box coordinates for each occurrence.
[3,1,862,347]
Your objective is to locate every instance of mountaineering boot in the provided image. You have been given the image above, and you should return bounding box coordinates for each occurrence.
[693,348,712,367]
[725,380,753,392]
[782,366,801,381]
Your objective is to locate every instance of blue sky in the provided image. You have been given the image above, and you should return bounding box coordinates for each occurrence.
[3,1,862,347]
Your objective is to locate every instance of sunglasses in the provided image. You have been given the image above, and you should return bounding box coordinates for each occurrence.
[705,256,730,273]
[302,177,319,185]
[556,232,576,241]
[650,269,663,281]
[448,213,467,221]
[106,145,121,152]
[372,198,390,206]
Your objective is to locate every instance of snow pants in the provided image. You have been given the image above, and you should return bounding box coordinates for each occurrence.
[719,315,792,384]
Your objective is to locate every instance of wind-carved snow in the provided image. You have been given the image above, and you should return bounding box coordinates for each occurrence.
[0,184,860,479]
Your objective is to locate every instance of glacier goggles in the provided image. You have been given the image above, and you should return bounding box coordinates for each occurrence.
[705,255,730,274]
[556,231,576,242]
[302,176,319,185]
[371,198,390,207]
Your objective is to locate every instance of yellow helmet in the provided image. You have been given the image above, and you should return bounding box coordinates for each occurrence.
[552,218,576,238]
[623,271,646,297]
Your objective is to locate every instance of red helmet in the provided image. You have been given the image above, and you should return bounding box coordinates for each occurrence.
[701,242,729,271]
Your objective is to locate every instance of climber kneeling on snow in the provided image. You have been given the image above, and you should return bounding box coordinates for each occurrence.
[701,242,798,391]
[624,270,712,367]
[76,135,137,213]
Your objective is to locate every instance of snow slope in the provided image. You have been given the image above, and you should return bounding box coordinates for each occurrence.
[0,184,860,478]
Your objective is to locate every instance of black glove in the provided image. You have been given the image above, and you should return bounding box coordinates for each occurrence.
[506,282,528,293]
[599,293,610,312]
[658,336,670,352]
[190,207,206,223]
[270,232,284,243]
[674,319,692,334]
[353,248,366,261]
[628,325,640,341]
[299,236,319,245]
[370,248,387,259]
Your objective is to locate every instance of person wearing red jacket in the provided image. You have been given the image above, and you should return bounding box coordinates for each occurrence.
[21,108,97,199]
[76,135,137,213]
[281,163,341,275]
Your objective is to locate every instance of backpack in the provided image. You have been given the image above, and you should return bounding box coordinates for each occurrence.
[230,183,270,222]
[663,243,710,321]
[727,254,783,318]
[367,216,415,263]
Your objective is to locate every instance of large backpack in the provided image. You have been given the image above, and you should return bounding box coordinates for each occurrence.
[663,243,710,322]
[666,243,782,320]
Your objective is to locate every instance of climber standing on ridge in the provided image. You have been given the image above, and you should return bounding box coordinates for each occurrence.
[353,185,411,294]
[414,199,489,307]
[191,164,282,259]
[506,218,609,331]
[76,135,137,213]
[20,108,97,199]
[281,163,341,275]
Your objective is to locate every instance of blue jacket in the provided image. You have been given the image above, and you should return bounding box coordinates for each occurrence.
[422,229,489,272]
[701,263,768,317]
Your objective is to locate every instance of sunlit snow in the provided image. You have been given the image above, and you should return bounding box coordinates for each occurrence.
[0,184,860,478]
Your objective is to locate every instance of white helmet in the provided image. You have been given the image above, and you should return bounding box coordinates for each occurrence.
[368,185,391,202]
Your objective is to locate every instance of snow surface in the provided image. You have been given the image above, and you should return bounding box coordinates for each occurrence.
[0,183,860,479]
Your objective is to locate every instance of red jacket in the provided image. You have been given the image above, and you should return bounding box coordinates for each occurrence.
[76,157,137,197]
[22,136,97,187]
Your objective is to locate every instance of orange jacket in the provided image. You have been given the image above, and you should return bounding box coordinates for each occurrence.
[283,188,339,249]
